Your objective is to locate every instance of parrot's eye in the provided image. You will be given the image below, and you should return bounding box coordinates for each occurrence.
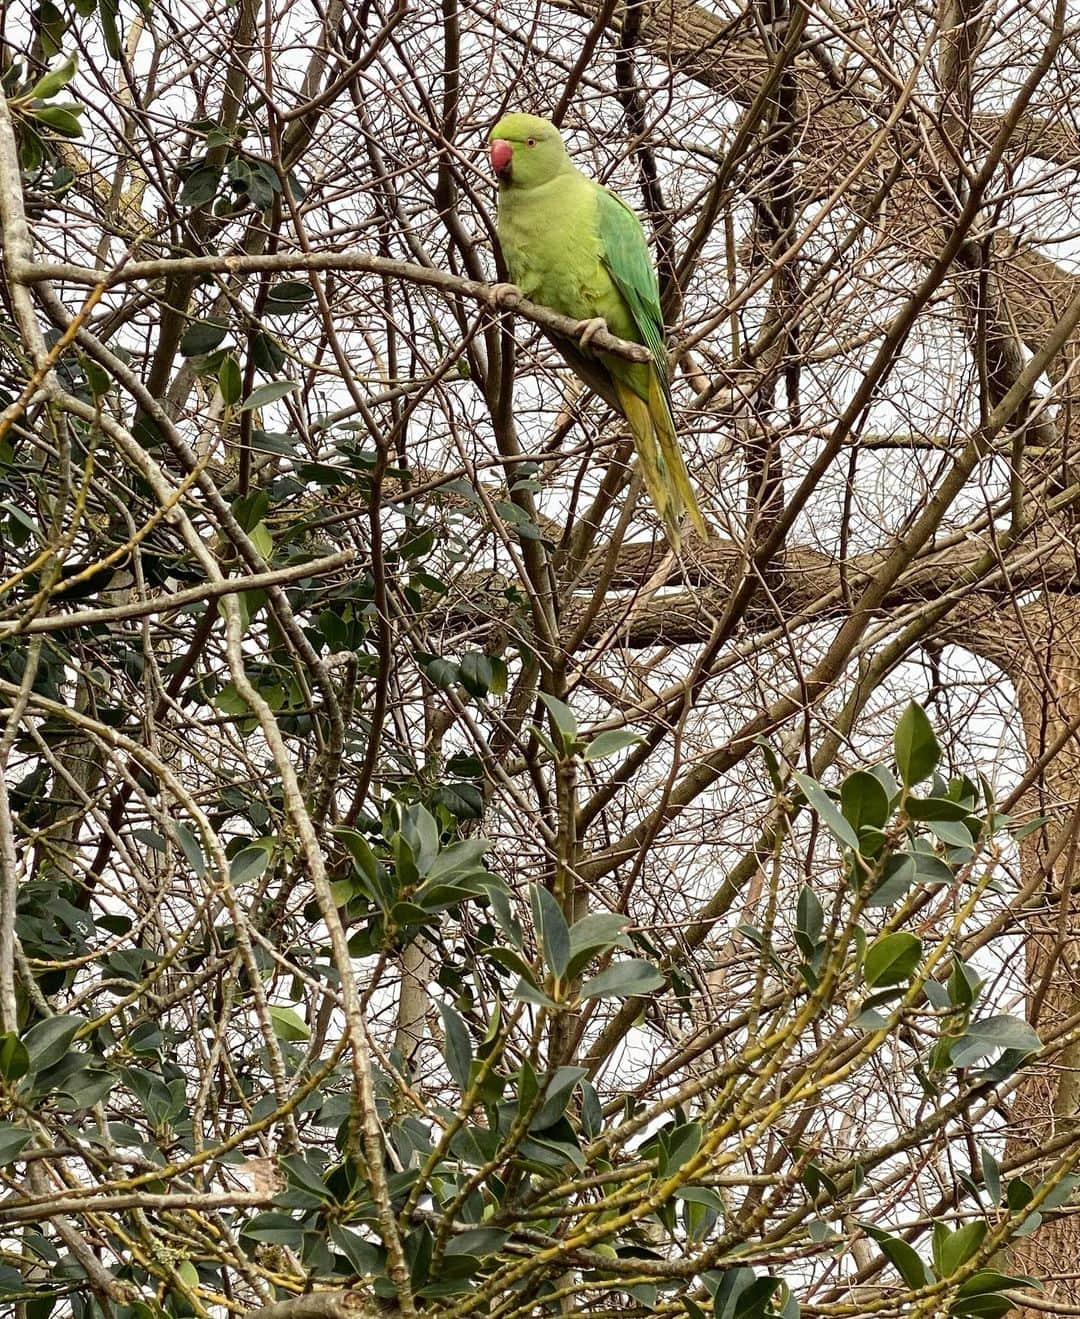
[526,137,536,147]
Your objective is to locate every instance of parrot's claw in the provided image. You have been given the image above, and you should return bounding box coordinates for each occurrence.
[575,316,609,349]
[490,282,523,310]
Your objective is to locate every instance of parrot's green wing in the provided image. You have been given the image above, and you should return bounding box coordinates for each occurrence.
[593,185,673,414]
[592,182,707,545]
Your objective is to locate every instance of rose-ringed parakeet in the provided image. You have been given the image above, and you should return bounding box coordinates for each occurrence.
[488,111,706,550]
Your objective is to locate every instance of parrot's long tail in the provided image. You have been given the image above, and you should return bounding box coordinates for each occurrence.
[614,376,708,552]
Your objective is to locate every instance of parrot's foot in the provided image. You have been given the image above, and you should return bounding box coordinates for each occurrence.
[490,282,523,310]
[575,316,609,348]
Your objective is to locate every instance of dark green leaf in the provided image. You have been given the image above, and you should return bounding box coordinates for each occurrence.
[263,280,315,316]
[584,729,644,762]
[950,1016,1040,1068]
[0,1032,29,1082]
[231,845,271,885]
[459,651,493,698]
[895,702,940,787]
[438,1002,472,1092]
[29,103,83,136]
[251,331,286,374]
[906,796,975,821]
[269,1006,309,1041]
[0,1123,32,1165]
[239,380,298,411]
[219,353,242,405]
[792,770,859,848]
[179,319,228,356]
[864,932,922,988]
[23,1015,84,1073]
[863,1224,933,1288]
[580,959,664,1000]
[240,1212,305,1246]
[539,693,578,749]
[867,853,917,907]
[531,884,571,980]
[841,770,891,832]
[714,1267,780,1319]
[445,1227,509,1257]
[27,53,77,99]
[934,1221,987,1277]
[796,886,823,949]
[980,1148,1001,1203]
[179,163,222,206]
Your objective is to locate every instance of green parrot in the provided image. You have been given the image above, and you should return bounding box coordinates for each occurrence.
[488,111,707,550]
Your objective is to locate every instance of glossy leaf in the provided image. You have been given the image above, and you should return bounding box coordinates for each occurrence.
[949,1016,1040,1068]
[269,1006,309,1041]
[792,771,859,848]
[895,702,940,787]
[580,959,664,1000]
[864,932,922,988]
[438,1001,472,1091]
[239,379,298,411]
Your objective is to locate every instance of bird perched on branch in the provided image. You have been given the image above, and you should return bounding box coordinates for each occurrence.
[488,111,707,552]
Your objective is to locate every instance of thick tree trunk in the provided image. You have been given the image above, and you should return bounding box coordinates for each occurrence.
[1002,594,1080,1311]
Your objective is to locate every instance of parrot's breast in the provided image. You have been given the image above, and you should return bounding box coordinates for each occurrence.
[497,173,639,343]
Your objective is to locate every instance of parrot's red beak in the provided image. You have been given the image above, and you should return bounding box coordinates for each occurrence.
[490,139,513,178]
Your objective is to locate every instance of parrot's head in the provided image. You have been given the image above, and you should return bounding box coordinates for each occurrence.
[488,113,569,188]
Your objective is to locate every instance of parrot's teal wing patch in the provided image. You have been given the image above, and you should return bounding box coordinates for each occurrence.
[594,185,673,413]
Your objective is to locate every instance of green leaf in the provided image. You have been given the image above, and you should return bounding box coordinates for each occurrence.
[438,1002,472,1092]
[580,959,664,1000]
[488,945,539,985]
[29,103,83,136]
[180,318,228,356]
[27,52,77,99]
[445,1227,509,1257]
[664,1122,702,1174]
[792,771,859,849]
[173,823,206,878]
[895,702,940,787]
[531,1065,587,1131]
[906,796,974,821]
[863,1223,933,1288]
[330,1225,385,1275]
[539,693,578,750]
[249,520,273,560]
[583,729,644,762]
[980,1148,1001,1203]
[23,1015,84,1073]
[841,770,891,832]
[531,884,570,980]
[0,1032,29,1082]
[714,1267,780,1319]
[949,1015,1041,1068]
[934,1221,987,1278]
[264,280,316,316]
[231,844,272,885]
[950,1271,1035,1319]
[240,1212,305,1246]
[867,853,917,907]
[219,353,242,405]
[566,911,632,977]
[948,959,980,1009]
[269,1006,309,1041]
[251,331,286,373]
[239,379,298,411]
[459,651,493,698]
[864,931,922,988]
[0,1123,31,1165]
[513,978,560,1010]
[796,885,823,950]
[179,162,222,206]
